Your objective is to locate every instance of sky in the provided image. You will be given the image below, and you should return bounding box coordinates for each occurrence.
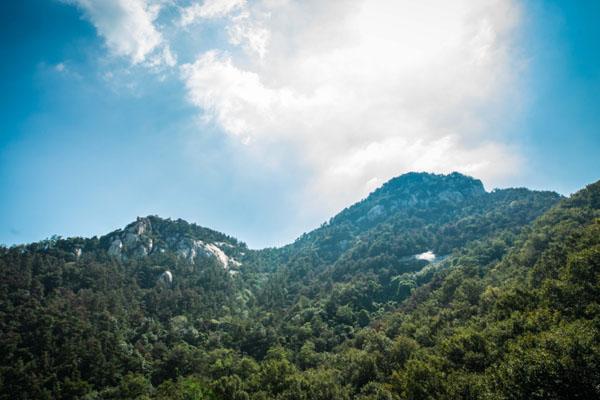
[1,0,599,248]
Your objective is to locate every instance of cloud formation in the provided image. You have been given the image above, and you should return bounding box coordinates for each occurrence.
[65,0,175,66]
[179,0,270,58]
[180,0,246,24]
[65,0,527,215]
[181,0,525,211]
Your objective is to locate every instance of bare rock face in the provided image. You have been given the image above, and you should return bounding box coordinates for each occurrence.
[203,242,232,268]
[173,238,241,269]
[105,216,242,270]
[175,238,210,263]
[122,232,139,248]
[158,270,173,286]
[106,217,155,260]
[127,217,150,236]
[108,239,123,257]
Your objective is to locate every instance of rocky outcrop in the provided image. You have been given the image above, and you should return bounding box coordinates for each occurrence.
[104,217,242,270]
[158,270,173,286]
[108,239,123,257]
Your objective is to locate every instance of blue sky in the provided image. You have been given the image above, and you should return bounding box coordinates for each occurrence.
[1,0,598,248]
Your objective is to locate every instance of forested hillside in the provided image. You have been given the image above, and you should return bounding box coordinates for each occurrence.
[1,172,599,399]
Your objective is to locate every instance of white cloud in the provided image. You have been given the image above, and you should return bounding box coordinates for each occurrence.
[180,0,246,24]
[180,0,269,58]
[181,50,292,143]
[65,0,174,65]
[226,11,270,58]
[181,0,525,213]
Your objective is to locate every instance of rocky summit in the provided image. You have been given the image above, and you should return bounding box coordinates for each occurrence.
[103,216,242,270]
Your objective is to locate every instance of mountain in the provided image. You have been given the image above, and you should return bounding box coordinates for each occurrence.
[369,179,600,399]
[243,173,561,316]
[2,172,599,399]
[101,216,245,270]
[248,172,558,272]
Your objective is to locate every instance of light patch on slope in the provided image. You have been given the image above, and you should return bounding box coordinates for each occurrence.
[416,251,436,262]
[159,270,173,284]
[204,242,233,269]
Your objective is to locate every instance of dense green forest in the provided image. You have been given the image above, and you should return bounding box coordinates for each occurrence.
[1,172,599,399]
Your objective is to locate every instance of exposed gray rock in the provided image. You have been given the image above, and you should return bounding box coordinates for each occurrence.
[127,217,151,236]
[104,217,242,270]
[108,239,123,257]
[158,270,173,286]
[175,239,210,263]
[123,232,140,247]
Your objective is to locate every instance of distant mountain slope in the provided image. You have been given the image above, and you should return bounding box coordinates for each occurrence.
[347,179,600,399]
[239,174,563,361]
[1,172,586,400]
[244,173,561,317]
[247,173,560,275]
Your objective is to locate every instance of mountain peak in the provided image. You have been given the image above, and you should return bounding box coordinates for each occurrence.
[358,172,485,212]
[376,171,485,198]
[325,172,487,236]
[101,215,244,269]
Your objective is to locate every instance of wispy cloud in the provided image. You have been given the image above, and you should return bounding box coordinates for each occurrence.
[54,62,67,72]
[179,0,270,58]
[64,0,175,66]
[226,10,270,58]
[179,0,246,24]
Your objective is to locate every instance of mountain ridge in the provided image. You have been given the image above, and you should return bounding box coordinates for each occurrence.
[5,171,596,400]
[8,172,558,254]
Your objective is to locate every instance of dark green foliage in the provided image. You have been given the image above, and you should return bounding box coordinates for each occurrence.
[1,172,599,399]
